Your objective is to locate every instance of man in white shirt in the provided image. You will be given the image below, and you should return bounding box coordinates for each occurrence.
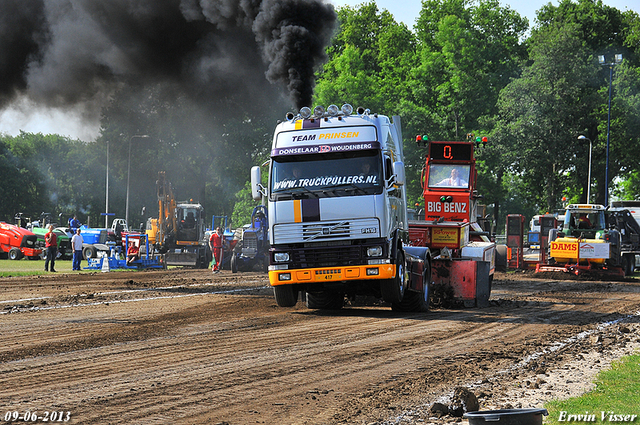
[437,168,468,187]
[71,228,84,271]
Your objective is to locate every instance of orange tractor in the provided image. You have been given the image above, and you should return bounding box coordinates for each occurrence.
[0,221,43,260]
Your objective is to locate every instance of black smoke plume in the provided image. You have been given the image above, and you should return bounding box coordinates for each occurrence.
[0,0,337,115]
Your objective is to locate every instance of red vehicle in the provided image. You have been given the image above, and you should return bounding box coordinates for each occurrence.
[408,136,495,307]
[0,222,43,260]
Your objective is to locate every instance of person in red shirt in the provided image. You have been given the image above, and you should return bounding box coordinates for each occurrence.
[577,213,593,229]
[44,225,58,272]
[126,241,140,266]
[209,227,224,273]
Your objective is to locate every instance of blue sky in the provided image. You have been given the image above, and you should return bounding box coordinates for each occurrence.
[330,0,639,29]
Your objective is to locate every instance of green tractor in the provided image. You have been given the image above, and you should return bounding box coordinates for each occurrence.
[23,213,72,260]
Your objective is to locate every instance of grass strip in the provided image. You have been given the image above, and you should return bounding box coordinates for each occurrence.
[545,353,640,423]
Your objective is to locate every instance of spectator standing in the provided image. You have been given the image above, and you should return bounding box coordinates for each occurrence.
[44,225,58,272]
[209,227,224,273]
[71,228,84,271]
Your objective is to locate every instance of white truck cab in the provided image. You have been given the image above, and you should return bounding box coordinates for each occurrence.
[252,104,423,309]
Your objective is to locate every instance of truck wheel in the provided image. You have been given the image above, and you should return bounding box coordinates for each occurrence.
[623,254,635,276]
[83,246,97,260]
[273,285,298,307]
[381,249,407,304]
[230,254,238,273]
[9,248,23,261]
[495,245,508,271]
[392,259,430,312]
[306,290,344,310]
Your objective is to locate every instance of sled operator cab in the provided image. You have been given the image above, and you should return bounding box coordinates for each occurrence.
[421,139,480,223]
[408,135,494,308]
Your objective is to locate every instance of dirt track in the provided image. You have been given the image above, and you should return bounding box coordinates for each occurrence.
[1,269,639,424]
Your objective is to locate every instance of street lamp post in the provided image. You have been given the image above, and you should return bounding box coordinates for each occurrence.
[105,140,109,228]
[126,135,149,227]
[599,53,622,207]
[578,135,592,203]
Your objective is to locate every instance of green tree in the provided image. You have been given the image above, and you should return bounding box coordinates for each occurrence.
[412,0,528,140]
[0,138,45,222]
[1,132,102,225]
[314,2,417,112]
[494,23,599,212]
[410,0,528,225]
[607,62,640,201]
[524,0,640,206]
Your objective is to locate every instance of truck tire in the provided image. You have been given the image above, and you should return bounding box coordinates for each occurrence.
[306,290,344,310]
[392,259,431,312]
[83,246,97,260]
[623,254,635,276]
[9,248,23,261]
[495,244,508,271]
[230,254,238,273]
[380,249,407,304]
[273,285,298,307]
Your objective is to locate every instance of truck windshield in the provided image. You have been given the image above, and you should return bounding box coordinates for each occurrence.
[271,151,382,200]
[565,210,606,231]
[428,164,471,189]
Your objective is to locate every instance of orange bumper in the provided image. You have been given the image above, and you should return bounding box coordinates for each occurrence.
[270,264,395,286]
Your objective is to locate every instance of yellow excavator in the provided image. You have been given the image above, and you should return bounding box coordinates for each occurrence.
[146,171,208,268]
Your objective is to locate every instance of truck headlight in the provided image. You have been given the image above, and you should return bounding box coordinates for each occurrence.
[274,252,290,262]
[366,246,383,257]
[368,259,391,265]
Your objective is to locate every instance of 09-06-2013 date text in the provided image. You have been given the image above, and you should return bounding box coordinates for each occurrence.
[3,411,71,422]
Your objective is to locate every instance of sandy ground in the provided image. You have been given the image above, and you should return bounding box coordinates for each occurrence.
[0,268,639,424]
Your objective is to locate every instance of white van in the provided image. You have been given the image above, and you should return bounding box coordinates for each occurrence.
[530,215,541,233]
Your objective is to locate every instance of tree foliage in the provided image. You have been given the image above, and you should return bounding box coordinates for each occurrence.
[494,23,600,212]
[2,0,639,234]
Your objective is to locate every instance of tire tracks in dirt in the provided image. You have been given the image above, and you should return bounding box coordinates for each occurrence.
[0,271,639,424]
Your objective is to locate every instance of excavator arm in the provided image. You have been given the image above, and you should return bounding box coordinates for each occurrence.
[156,171,177,249]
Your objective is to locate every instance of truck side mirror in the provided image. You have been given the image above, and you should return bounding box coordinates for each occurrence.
[251,166,263,201]
[392,161,405,186]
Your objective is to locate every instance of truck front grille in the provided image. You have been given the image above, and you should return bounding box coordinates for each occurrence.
[273,218,380,244]
[290,244,363,268]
